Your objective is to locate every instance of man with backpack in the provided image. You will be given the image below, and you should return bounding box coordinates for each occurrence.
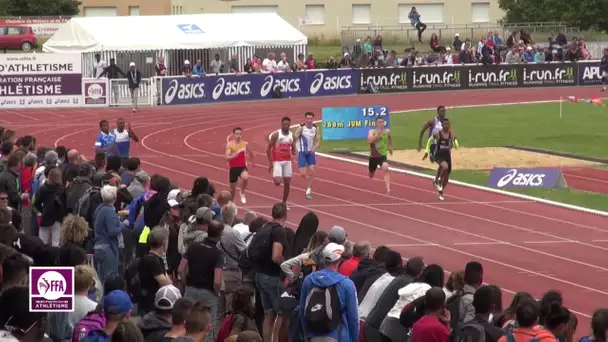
[454,262,484,326]
[299,242,359,342]
[450,286,504,342]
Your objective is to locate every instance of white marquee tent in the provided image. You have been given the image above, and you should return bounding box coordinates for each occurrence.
[43,13,308,52]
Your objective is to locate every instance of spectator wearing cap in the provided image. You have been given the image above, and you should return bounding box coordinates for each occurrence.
[160,195,183,279]
[363,257,425,340]
[127,170,149,199]
[126,62,142,113]
[411,287,450,342]
[350,245,391,292]
[218,201,247,318]
[138,226,172,315]
[453,33,463,51]
[179,206,215,254]
[180,220,225,342]
[84,290,133,342]
[338,241,370,277]
[299,242,359,342]
[182,60,193,77]
[139,284,182,340]
[94,185,128,285]
[358,250,403,321]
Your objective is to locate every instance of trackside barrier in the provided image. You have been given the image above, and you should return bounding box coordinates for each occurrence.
[151,60,604,106]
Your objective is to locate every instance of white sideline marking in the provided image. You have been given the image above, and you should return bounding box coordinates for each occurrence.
[240,200,528,209]
[272,99,608,217]
[388,240,595,247]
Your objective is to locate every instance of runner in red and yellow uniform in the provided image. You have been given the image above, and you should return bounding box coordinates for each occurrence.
[225,127,254,204]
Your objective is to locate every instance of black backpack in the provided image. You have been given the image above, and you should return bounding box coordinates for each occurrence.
[247,223,280,263]
[450,321,486,342]
[399,295,426,329]
[65,177,92,214]
[123,258,143,303]
[446,290,475,329]
[304,284,341,335]
[76,186,101,225]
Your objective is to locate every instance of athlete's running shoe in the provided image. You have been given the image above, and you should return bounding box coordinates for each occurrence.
[240,192,247,204]
[433,179,441,191]
[386,189,392,195]
[438,190,444,201]
[305,188,312,200]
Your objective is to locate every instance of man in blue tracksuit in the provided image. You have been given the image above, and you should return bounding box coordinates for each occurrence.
[299,242,359,342]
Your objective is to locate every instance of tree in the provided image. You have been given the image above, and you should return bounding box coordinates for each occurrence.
[0,0,80,17]
[498,0,608,31]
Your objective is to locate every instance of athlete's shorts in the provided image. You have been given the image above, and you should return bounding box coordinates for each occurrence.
[229,166,247,183]
[297,151,317,168]
[435,151,452,173]
[368,155,388,173]
[273,161,292,178]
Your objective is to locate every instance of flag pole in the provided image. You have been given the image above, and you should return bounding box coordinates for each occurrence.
[559,96,563,119]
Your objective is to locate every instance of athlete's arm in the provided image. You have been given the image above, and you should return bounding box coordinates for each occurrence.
[387,129,393,155]
[417,120,433,151]
[425,135,437,153]
[291,138,297,156]
[367,129,377,143]
[267,132,278,166]
[451,132,460,149]
[294,125,303,141]
[246,145,255,165]
[127,123,139,142]
[94,134,110,153]
[312,128,320,152]
[225,143,236,160]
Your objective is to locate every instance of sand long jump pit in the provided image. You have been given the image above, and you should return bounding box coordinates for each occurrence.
[355,147,603,170]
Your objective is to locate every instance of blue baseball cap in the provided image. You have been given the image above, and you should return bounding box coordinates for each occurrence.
[104,290,133,315]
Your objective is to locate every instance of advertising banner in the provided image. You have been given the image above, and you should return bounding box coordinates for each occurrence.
[206,73,259,102]
[29,266,74,312]
[161,76,208,105]
[258,72,308,98]
[577,61,602,86]
[487,168,568,189]
[0,17,70,38]
[520,63,576,87]
[321,105,390,141]
[0,53,82,108]
[359,68,408,93]
[82,78,108,106]
[305,69,358,96]
[410,66,464,90]
[465,65,520,89]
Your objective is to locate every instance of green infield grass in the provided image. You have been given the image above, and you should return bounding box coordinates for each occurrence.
[317,102,608,212]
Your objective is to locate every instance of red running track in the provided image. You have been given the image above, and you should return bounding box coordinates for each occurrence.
[3,87,608,339]
[562,167,608,194]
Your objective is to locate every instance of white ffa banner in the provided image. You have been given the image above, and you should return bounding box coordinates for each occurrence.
[0,53,82,108]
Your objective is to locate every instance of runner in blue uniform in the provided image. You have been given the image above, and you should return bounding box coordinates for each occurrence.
[294,112,320,199]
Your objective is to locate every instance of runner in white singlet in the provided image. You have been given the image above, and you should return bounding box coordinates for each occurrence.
[294,111,320,200]
[267,116,297,207]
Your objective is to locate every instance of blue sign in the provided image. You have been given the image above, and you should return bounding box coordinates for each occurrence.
[259,73,307,98]
[161,77,208,105]
[207,74,259,102]
[177,24,204,34]
[305,69,359,96]
[321,106,390,141]
[487,168,568,189]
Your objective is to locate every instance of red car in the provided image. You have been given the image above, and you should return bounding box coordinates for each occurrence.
[0,26,38,51]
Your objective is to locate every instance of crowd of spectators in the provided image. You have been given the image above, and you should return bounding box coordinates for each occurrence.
[0,129,607,342]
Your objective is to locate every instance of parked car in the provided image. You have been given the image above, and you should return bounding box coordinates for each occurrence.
[0,26,38,51]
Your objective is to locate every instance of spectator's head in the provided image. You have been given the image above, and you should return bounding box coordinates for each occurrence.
[104,290,133,322]
[306,230,328,253]
[134,170,150,189]
[544,302,571,336]
[191,177,211,197]
[216,190,232,207]
[106,155,122,173]
[61,214,89,246]
[104,276,126,296]
[6,153,21,171]
[464,261,483,287]
[424,287,446,314]
[590,309,608,342]
[271,202,288,223]
[0,141,12,157]
[384,250,403,274]
[328,225,346,244]
[47,167,62,186]
[23,152,36,168]
[155,284,182,315]
[126,157,140,172]
[147,226,169,253]
[487,284,502,313]
[184,302,213,340]
[100,185,118,204]
[515,299,540,328]
[74,264,96,295]
[170,297,195,336]
[322,242,345,270]
[67,149,79,163]
[221,201,238,226]
[0,253,30,289]
[472,285,496,317]
[55,146,67,161]
[372,245,390,263]
[404,256,425,278]
[129,62,136,70]
[539,289,563,326]
[445,270,465,294]
[94,152,106,170]
[352,241,371,259]
[111,319,144,342]
[0,193,8,210]
[0,208,11,223]
[0,286,48,341]
[243,211,257,226]
[207,220,224,240]
[195,207,215,225]
[342,241,354,259]
[248,216,268,234]
[417,264,445,288]
[197,194,214,209]
[232,286,255,317]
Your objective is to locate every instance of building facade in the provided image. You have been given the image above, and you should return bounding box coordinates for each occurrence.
[173,0,505,40]
[80,0,171,17]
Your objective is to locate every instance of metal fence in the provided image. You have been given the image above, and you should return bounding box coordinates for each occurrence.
[109,78,154,107]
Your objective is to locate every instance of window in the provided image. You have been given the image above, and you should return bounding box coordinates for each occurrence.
[172,5,183,14]
[7,27,25,35]
[471,3,490,23]
[304,5,325,25]
[352,4,371,25]
[83,7,117,17]
[129,6,140,16]
[231,6,278,14]
[398,4,444,24]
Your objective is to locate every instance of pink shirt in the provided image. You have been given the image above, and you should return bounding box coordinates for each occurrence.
[411,315,450,342]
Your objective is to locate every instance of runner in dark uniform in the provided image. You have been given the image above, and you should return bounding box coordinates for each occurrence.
[425,118,458,200]
[417,105,447,163]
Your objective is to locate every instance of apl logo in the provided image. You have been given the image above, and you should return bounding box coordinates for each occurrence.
[523,67,574,83]
[212,78,251,100]
[496,169,545,188]
[468,69,517,85]
[260,75,301,97]
[309,73,352,95]
[361,72,407,89]
[37,271,66,301]
[164,79,205,104]
[412,70,461,87]
[582,66,601,80]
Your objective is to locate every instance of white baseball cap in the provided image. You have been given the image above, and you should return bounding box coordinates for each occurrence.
[322,243,345,263]
[129,62,135,67]
[155,285,182,310]
[184,60,190,64]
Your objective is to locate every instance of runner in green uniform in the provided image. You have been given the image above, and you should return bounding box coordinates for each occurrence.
[367,117,393,194]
